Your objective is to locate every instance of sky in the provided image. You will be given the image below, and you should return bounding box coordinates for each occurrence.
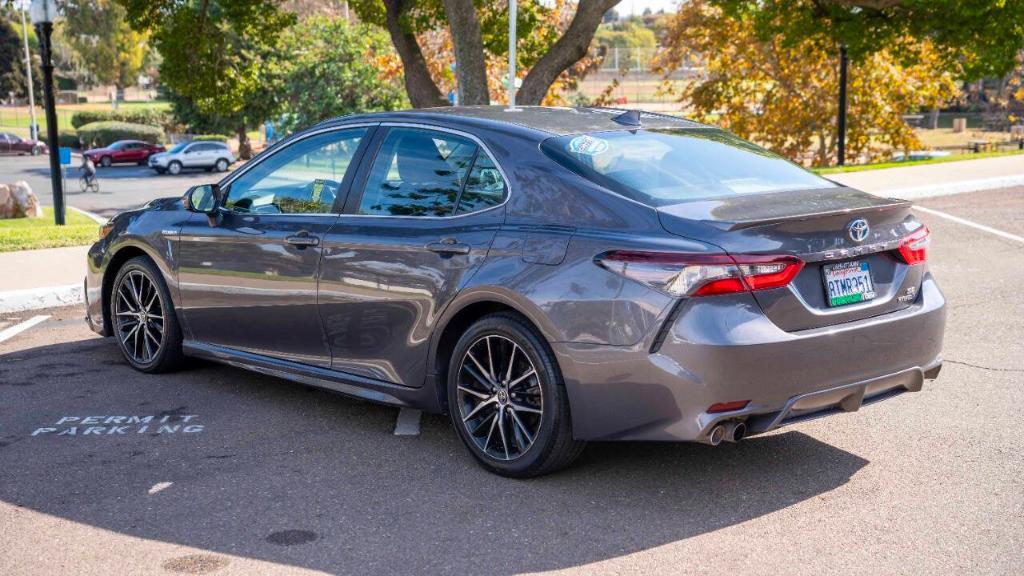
[617,0,681,16]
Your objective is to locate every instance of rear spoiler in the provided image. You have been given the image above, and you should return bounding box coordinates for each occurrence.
[656,187,912,232]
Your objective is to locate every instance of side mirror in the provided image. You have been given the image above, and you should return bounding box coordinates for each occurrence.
[184,184,223,226]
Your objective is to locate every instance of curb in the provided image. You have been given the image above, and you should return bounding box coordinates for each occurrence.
[0,284,83,314]
[67,206,107,224]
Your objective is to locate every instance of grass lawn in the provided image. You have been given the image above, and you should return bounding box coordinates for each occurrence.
[813,148,1024,175]
[0,101,171,137]
[0,207,99,252]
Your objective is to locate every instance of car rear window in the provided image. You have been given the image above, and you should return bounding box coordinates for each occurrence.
[540,129,835,206]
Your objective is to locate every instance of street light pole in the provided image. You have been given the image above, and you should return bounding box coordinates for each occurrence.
[30,0,64,225]
[19,2,38,140]
[837,44,849,166]
[507,0,517,110]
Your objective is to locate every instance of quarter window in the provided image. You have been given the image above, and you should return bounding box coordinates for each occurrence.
[224,128,366,215]
[457,153,506,214]
[357,128,477,217]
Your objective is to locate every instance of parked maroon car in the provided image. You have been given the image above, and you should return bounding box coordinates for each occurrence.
[84,140,166,167]
[0,132,47,155]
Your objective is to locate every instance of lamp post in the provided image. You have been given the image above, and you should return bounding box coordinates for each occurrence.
[30,0,64,226]
[19,3,38,140]
[837,44,849,166]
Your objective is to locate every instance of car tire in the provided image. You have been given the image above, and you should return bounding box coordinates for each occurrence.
[167,161,182,175]
[215,158,229,172]
[31,146,40,156]
[447,312,585,478]
[110,256,185,373]
[100,155,112,167]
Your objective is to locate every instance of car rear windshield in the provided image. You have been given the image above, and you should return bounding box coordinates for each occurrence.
[540,129,835,206]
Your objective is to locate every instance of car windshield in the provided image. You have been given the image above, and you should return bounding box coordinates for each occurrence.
[168,142,189,153]
[540,129,835,206]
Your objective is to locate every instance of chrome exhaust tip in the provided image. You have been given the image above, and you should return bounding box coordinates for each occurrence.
[724,421,746,443]
[707,424,725,446]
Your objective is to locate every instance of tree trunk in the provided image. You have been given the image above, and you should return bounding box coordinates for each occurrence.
[442,0,489,105]
[383,0,448,108]
[518,0,621,105]
[237,125,252,160]
[928,106,939,130]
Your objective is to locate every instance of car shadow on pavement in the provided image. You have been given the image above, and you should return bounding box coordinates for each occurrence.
[0,337,870,574]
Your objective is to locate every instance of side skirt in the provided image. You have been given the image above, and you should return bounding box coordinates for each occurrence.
[183,341,443,413]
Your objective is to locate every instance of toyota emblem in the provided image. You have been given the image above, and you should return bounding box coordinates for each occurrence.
[847,218,870,243]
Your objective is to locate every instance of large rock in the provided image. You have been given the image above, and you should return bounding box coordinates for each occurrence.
[0,181,43,219]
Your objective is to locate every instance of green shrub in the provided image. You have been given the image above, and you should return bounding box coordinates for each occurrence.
[190,134,229,142]
[70,108,171,130]
[58,130,81,149]
[77,121,164,148]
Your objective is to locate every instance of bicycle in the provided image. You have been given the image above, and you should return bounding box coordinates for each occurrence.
[79,173,99,194]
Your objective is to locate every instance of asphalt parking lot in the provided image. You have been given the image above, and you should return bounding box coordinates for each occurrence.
[1,187,1022,575]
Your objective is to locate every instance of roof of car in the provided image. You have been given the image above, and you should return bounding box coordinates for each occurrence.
[321,106,713,137]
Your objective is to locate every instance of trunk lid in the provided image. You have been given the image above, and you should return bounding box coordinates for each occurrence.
[657,187,926,331]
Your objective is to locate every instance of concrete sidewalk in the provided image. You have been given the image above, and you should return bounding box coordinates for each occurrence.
[0,246,88,312]
[829,154,1024,198]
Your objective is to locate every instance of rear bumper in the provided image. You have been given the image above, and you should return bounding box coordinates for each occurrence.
[553,273,946,442]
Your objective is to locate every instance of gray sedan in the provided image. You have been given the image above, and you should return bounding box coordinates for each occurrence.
[84,107,946,477]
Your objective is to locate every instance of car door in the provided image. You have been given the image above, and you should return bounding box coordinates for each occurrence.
[181,143,203,167]
[177,126,374,367]
[319,125,508,386]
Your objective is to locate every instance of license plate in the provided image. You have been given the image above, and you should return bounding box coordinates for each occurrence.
[823,260,876,307]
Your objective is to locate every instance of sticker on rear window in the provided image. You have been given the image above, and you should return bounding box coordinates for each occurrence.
[566,135,609,156]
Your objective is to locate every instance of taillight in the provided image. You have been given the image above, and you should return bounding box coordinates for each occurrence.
[596,251,804,297]
[897,225,929,265]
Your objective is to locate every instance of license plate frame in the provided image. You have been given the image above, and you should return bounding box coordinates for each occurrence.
[822,260,877,307]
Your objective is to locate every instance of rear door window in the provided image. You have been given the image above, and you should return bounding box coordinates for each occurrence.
[356,128,477,217]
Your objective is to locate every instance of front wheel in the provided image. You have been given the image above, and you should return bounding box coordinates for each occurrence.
[31,146,41,156]
[166,161,182,175]
[447,313,584,478]
[100,155,112,167]
[110,256,184,373]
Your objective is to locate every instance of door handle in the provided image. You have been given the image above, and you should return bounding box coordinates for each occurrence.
[426,238,471,255]
[285,233,320,248]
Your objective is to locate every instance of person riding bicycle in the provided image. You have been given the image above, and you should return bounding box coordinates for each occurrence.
[81,154,97,185]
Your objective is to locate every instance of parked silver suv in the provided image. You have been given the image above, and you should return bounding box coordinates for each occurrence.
[148,141,235,175]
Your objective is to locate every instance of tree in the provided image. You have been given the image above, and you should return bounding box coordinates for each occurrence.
[276,17,408,131]
[60,0,149,92]
[117,0,295,158]
[0,17,42,103]
[657,0,960,166]
[350,0,620,107]
[708,0,1024,80]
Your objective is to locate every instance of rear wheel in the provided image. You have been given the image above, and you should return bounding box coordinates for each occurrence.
[215,158,229,172]
[447,313,584,477]
[31,146,41,156]
[110,257,184,373]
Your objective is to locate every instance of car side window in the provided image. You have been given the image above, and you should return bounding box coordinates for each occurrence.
[357,128,477,217]
[457,153,507,214]
[224,128,367,215]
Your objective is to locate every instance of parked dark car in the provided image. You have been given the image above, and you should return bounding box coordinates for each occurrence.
[84,140,166,167]
[85,107,946,477]
[0,132,47,155]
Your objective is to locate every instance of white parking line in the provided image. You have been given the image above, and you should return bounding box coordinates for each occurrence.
[913,206,1024,244]
[0,315,50,344]
[393,408,422,436]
